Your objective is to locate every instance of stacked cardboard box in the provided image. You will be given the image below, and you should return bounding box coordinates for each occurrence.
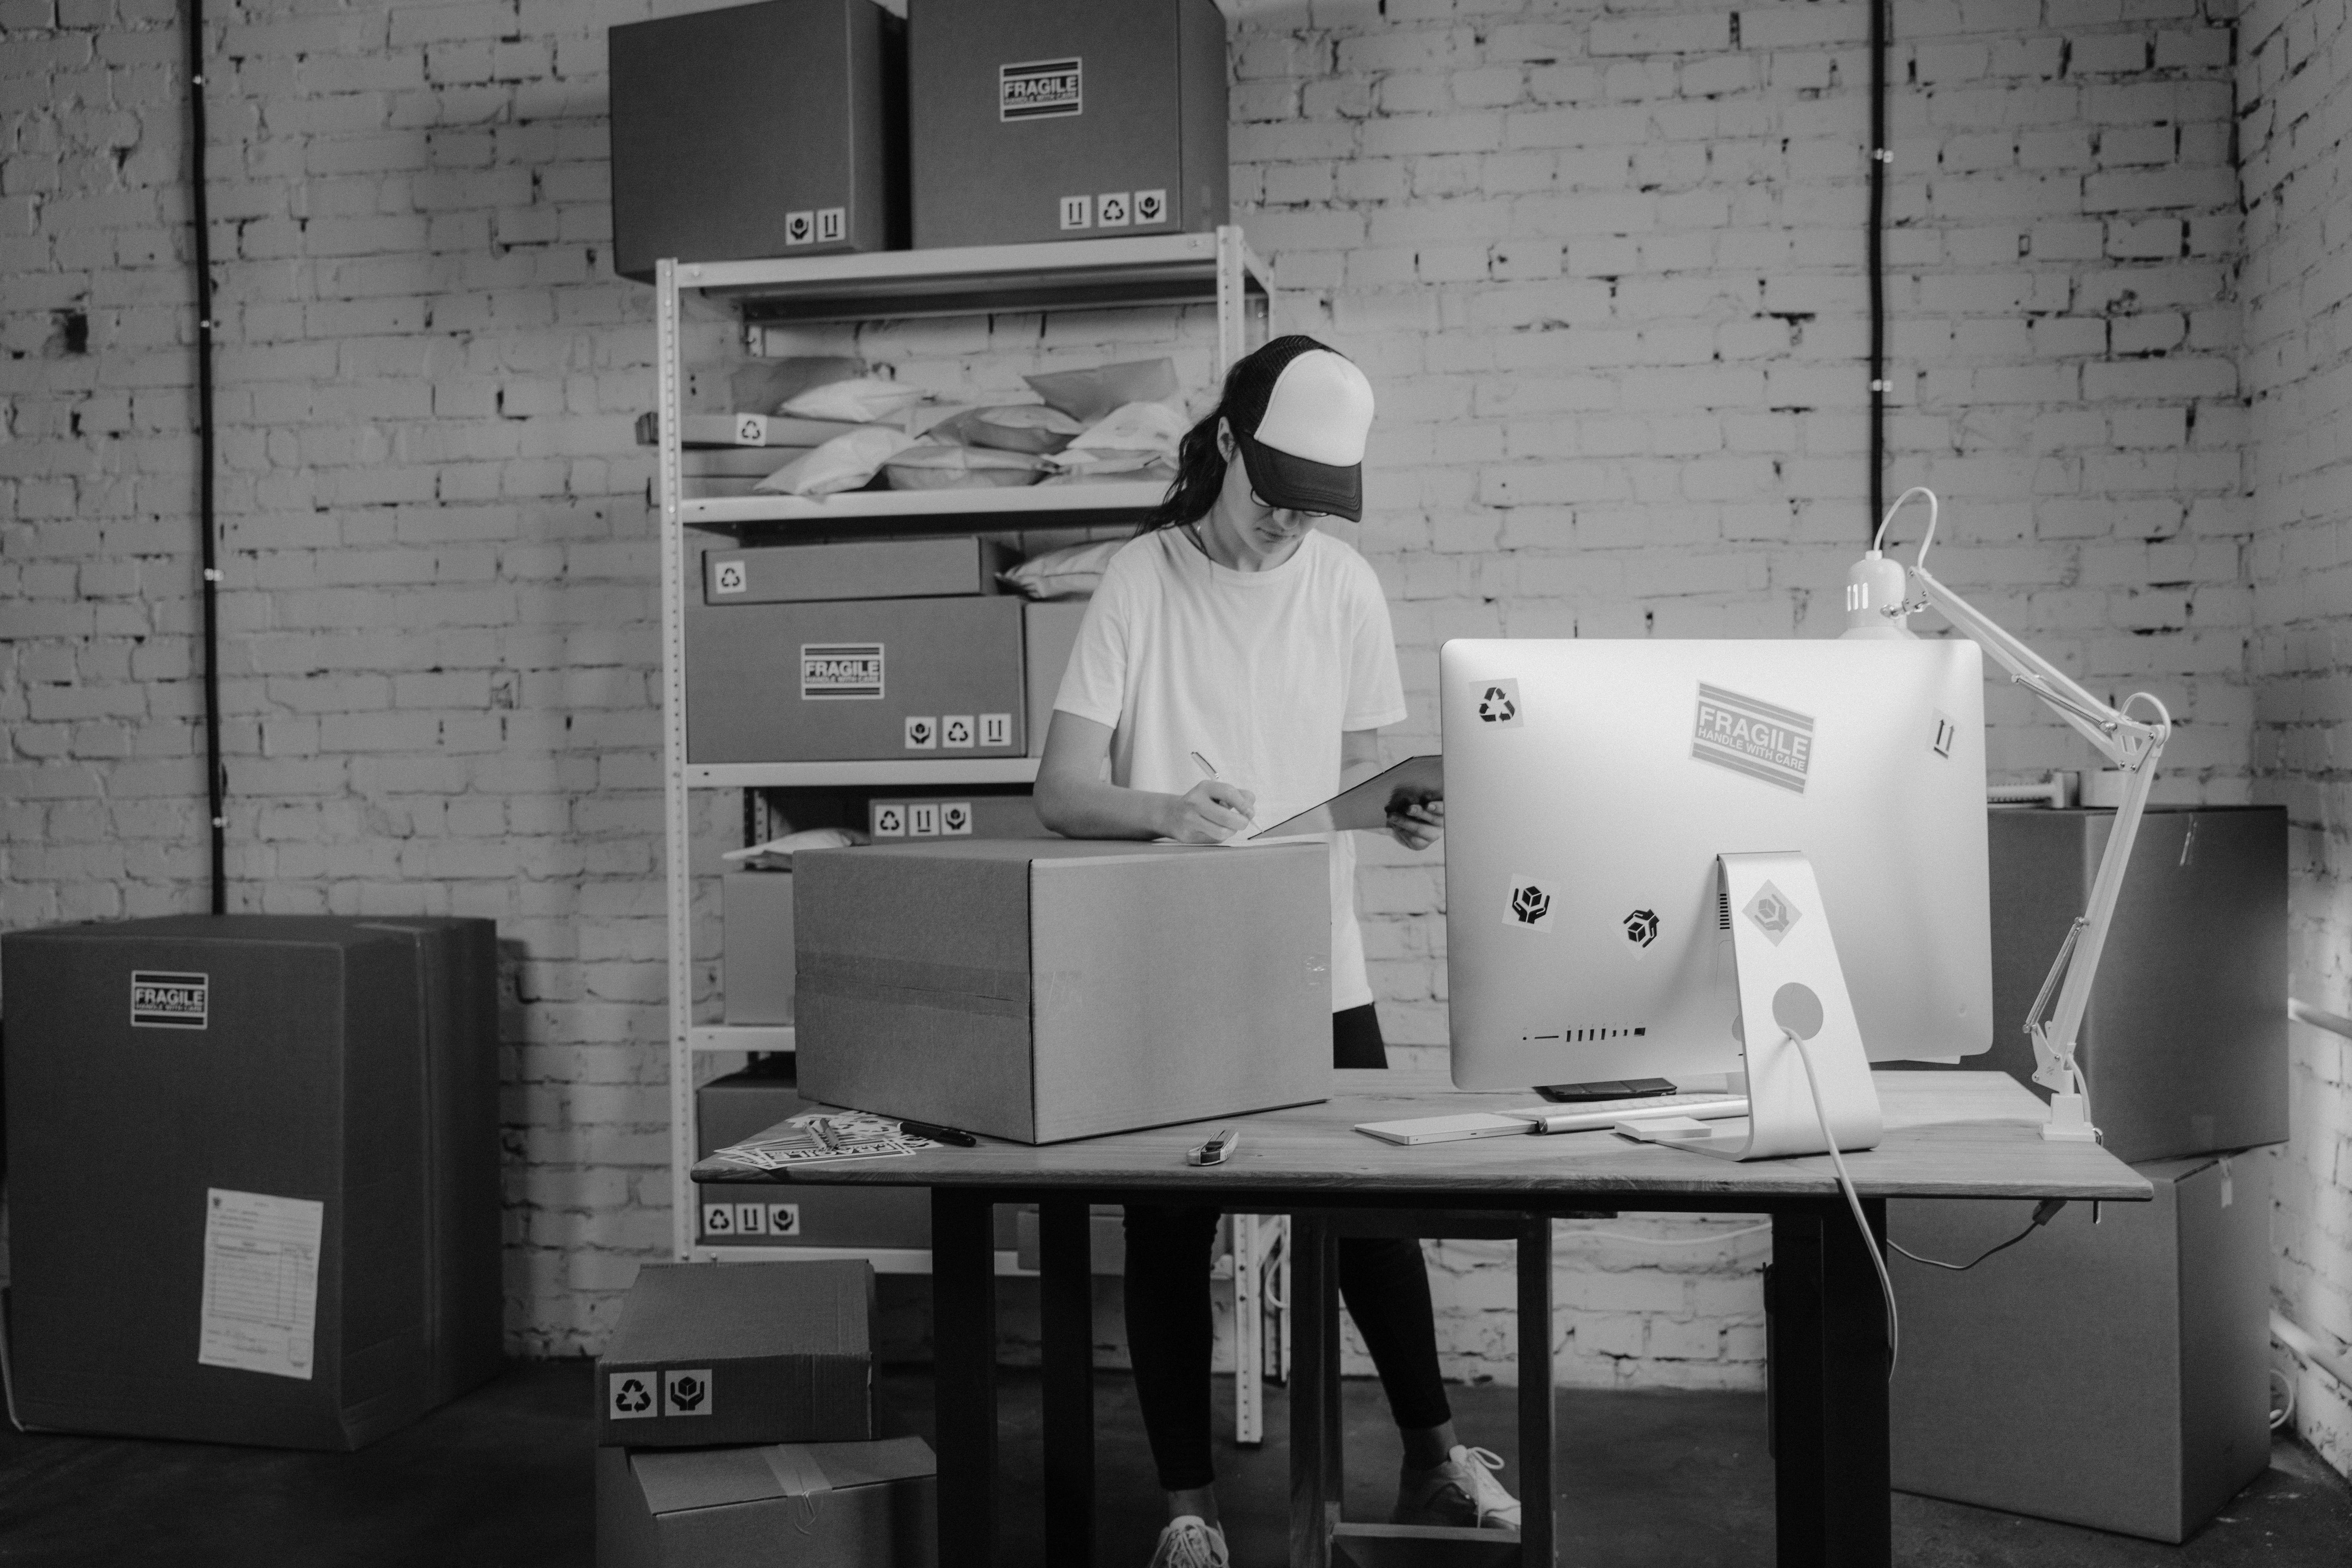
[0,915,503,1451]
[596,1260,936,1567]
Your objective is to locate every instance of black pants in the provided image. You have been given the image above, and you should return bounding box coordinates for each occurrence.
[1122,1003,1452,1491]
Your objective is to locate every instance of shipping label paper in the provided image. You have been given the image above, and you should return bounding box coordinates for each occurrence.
[198,1187,323,1381]
[1691,683,1814,793]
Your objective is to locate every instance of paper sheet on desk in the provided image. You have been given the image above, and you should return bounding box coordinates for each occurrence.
[1241,754,1442,841]
[703,1111,936,1172]
[198,1187,322,1381]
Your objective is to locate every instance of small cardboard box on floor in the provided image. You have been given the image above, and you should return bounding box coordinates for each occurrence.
[793,839,1331,1143]
[597,1260,876,1448]
[597,1431,936,1568]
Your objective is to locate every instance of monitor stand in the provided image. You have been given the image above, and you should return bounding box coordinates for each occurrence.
[1619,851,1884,1162]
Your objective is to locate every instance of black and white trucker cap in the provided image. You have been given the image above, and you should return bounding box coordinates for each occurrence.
[1231,338,1376,521]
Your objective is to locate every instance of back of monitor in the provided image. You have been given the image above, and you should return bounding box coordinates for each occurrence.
[1442,639,1993,1091]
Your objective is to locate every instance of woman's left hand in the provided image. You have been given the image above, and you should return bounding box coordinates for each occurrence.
[1386,796,1443,851]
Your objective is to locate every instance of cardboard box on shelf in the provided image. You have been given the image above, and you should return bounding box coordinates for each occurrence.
[1889,1150,2275,1542]
[0,915,503,1450]
[702,538,1012,606]
[596,1431,936,1568]
[694,1065,1022,1251]
[1023,599,1089,759]
[908,0,1227,249]
[685,591,1028,765]
[794,840,1330,1143]
[610,0,907,280]
[597,1260,877,1449]
[722,873,795,1026]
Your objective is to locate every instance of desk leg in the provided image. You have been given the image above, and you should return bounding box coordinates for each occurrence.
[1769,1203,1893,1568]
[934,1189,997,1568]
[1288,1214,1336,1568]
[1517,1214,1555,1568]
[1039,1196,1094,1568]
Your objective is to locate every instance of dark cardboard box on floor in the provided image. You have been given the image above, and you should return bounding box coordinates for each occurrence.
[596,1431,935,1568]
[598,1260,876,1448]
[0,915,503,1450]
[610,0,906,279]
[794,839,1330,1143]
[695,1063,1022,1252]
[1889,1150,2274,1542]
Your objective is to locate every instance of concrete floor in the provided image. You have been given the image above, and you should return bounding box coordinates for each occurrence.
[0,1360,2344,1566]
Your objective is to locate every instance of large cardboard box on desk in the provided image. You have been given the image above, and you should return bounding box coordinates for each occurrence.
[908,0,1227,248]
[1973,807,2285,1161]
[1889,1151,2273,1542]
[794,839,1331,1143]
[685,583,1030,764]
[597,1432,936,1568]
[696,1064,1020,1251]
[610,0,907,280]
[0,915,503,1450]
[598,1260,877,1448]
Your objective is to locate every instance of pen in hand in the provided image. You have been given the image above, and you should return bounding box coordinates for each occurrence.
[1190,751,1257,830]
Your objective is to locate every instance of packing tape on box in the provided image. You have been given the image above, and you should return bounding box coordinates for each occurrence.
[796,951,1030,1018]
[760,1444,834,1498]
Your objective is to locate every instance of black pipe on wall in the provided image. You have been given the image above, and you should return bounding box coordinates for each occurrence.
[184,0,226,913]
[1868,0,1889,538]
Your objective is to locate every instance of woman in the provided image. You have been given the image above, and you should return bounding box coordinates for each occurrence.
[1035,336,1521,1568]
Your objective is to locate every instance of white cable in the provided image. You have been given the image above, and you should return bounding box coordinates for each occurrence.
[2270,1367,2295,1432]
[1785,1030,1901,1379]
[1873,484,1938,560]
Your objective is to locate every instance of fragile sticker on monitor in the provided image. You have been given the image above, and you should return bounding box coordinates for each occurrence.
[131,969,208,1028]
[1692,683,1813,793]
[802,643,883,700]
[1505,878,1555,931]
[1002,57,1082,120]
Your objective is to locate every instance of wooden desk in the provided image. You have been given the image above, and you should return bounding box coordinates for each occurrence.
[695,1070,2150,1568]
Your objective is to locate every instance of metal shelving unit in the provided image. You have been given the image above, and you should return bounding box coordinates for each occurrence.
[656,228,1275,1263]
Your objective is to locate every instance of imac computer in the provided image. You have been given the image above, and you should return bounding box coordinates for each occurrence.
[1440,639,1993,1130]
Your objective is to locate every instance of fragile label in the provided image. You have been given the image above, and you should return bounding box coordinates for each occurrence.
[198,1187,322,1380]
[1001,57,1082,120]
[131,969,208,1029]
[802,643,883,700]
[1692,683,1814,794]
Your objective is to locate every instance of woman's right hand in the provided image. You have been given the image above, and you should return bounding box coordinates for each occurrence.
[1160,781,1256,843]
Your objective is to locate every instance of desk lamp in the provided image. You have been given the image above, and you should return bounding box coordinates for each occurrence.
[1842,487,2171,1143]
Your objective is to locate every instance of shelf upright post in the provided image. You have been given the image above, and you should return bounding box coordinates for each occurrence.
[1216,224,1245,375]
[656,258,697,1262]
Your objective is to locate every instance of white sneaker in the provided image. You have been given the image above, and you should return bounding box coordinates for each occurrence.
[1148,1515,1230,1568]
[1391,1444,1523,1530]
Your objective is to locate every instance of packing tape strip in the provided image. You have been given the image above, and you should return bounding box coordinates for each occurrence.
[760,1444,834,1497]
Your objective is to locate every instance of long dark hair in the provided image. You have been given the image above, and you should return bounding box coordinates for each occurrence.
[1147,334,1342,530]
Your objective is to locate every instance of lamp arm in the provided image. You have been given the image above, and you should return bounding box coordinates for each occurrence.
[1902,564,2174,1099]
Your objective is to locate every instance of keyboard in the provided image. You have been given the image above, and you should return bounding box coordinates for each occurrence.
[1506,1092,1749,1135]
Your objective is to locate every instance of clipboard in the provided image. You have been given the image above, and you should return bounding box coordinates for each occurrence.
[1244,754,1442,840]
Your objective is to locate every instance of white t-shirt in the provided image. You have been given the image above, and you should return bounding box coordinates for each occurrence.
[1052,526,1410,1012]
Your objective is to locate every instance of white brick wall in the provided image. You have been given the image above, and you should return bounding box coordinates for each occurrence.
[2238,0,2352,1482]
[1236,0,2248,1388]
[0,0,2284,1389]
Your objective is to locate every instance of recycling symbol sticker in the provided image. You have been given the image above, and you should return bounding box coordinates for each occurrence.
[1475,679,1522,728]
[609,1373,657,1419]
